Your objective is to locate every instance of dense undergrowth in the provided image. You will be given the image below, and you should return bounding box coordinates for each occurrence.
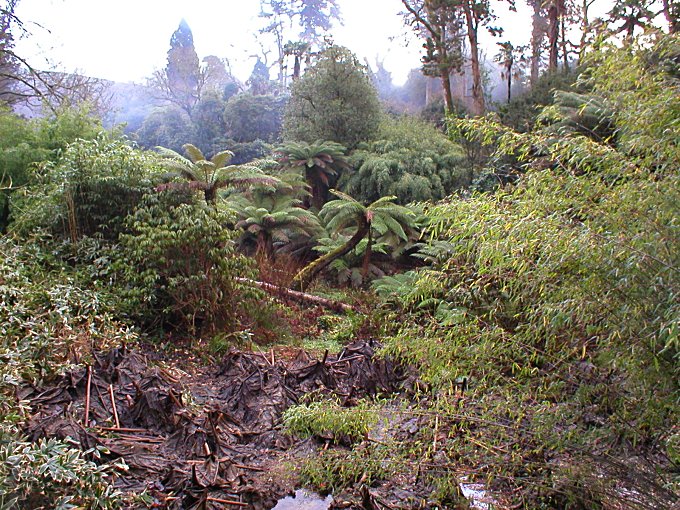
[285,36,680,508]
[0,238,134,507]
[0,34,677,509]
[374,168,679,507]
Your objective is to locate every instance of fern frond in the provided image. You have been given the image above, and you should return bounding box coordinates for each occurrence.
[211,150,235,169]
[182,143,205,163]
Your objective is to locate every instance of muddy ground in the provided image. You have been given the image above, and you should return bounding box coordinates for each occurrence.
[22,339,443,509]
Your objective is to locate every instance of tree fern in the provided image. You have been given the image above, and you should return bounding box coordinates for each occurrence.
[156,143,279,204]
[292,191,418,290]
[275,140,350,210]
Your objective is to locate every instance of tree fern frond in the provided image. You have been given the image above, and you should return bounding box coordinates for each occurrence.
[378,214,408,241]
[155,147,193,168]
[182,143,205,163]
[328,189,359,204]
[211,150,235,168]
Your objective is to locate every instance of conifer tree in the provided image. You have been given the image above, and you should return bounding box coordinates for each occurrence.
[151,19,204,117]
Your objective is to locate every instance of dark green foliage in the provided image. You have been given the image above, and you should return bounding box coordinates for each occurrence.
[0,107,105,230]
[156,143,279,204]
[229,191,321,259]
[498,69,579,132]
[293,191,418,289]
[135,106,197,154]
[223,93,286,143]
[282,45,381,148]
[115,195,257,335]
[313,234,388,287]
[536,90,616,142]
[225,139,274,165]
[193,93,228,148]
[419,97,459,128]
[275,140,349,210]
[343,116,468,204]
[11,136,156,241]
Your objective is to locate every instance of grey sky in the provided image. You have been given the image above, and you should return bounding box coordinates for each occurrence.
[14,0,602,86]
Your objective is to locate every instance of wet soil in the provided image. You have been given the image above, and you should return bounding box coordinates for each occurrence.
[22,339,412,509]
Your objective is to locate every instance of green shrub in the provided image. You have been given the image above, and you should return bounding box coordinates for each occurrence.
[115,194,258,335]
[11,136,157,240]
[0,237,136,388]
[282,45,381,149]
[0,238,132,508]
[0,439,123,509]
[0,106,105,231]
[343,116,469,204]
[296,444,392,493]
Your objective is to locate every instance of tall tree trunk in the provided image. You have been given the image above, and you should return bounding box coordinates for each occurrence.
[205,186,217,204]
[463,4,485,115]
[256,231,274,261]
[307,170,329,211]
[662,0,679,33]
[441,68,455,114]
[548,3,560,70]
[293,221,370,291]
[293,55,301,80]
[530,0,545,85]
[561,17,569,70]
[578,0,591,62]
[438,23,455,114]
[506,62,512,103]
[361,229,373,279]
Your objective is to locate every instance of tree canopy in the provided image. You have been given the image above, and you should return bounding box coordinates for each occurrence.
[282,45,381,148]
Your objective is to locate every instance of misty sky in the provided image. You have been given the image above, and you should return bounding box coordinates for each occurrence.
[14,0,598,86]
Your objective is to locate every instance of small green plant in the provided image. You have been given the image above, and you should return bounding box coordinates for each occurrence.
[209,329,254,355]
[310,313,364,350]
[297,444,392,493]
[283,399,379,445]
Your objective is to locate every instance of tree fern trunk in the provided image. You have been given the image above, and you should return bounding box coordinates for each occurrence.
[362,228,373,280]
[293,221,369,291]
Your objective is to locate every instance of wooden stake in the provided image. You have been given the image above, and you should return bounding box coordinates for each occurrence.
[168,389,182,408]
[98,426,148,433]
[232,463,265,472]
[108,384,120,429]
[205,497,248,507]
[432,415,439,454]
[84,366,92,426]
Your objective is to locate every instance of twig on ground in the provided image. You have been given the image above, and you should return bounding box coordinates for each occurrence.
[108,384,120,429]
[84,365,92,426]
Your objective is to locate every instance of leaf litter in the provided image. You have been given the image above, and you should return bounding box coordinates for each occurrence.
[23,339,420,509]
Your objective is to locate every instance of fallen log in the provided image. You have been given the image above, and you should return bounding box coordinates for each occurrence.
[234,278,361,314]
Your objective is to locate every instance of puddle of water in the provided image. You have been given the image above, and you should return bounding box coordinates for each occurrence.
[271,489,333,510]
[460,477,495,510]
